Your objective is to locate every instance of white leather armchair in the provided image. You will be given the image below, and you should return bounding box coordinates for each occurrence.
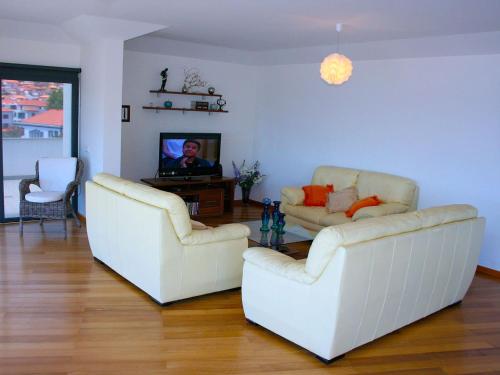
[242,205,485,363]
[86,173,250,305]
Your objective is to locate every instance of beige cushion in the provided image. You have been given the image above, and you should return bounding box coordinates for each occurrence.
[121,183,192,240]
[326,187,358,213]
[357,171,416,206]
[281,186,305,206]
[25,191,64,203]
[284,205,328,225]
[181,223,250,245]
[305,211,422,278]
[311,166,359,191]
[417,204,477,228]
[93,173,192,240]
[352,202,409,221]
[318,212,352,227]
[93,173,135,195]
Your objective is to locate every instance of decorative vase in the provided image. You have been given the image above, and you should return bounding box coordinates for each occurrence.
[271,200,281,230]
[270,230,280,250]
[277,213,286,234]
[241,186,252,204]
[260,198,271,232]
[163,100,173,108]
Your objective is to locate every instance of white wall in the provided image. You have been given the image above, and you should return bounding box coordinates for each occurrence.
[121,50,257,197]
[253,54,500,271]
[0,36,80,67]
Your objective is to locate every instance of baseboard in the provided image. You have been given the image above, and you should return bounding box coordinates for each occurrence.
[77,213,86,224]
[476,265,500,279]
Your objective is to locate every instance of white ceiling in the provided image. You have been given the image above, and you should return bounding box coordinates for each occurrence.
[2,0,500,51]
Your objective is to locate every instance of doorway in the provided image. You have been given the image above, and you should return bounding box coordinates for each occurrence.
[0,63,80,222]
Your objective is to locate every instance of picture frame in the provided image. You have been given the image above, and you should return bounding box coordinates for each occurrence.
[122,105,130,122]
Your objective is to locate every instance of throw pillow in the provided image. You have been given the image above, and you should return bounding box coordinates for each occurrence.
[303,184,334,207]
[345,195,381,217]
[326,186,358,213]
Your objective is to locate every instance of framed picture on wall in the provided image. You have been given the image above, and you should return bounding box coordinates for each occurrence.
[122,105,130,122]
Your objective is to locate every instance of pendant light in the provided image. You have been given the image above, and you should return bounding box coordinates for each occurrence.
[320,23,353,85]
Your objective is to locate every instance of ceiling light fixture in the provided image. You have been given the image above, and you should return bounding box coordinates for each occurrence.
[320,23,353,85]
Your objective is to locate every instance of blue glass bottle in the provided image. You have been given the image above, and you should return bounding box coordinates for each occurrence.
[271,200,281,230]
[277,213,286,234]
[260,197,272,232]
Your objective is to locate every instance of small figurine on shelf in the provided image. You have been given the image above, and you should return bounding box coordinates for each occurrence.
[182,68,207,93]
[208,86,215,95]
[216,98,226,111]
[260,197,272,232]
[159,68,168,92]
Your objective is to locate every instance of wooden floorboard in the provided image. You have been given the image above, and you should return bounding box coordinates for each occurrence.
[0,207,499,374]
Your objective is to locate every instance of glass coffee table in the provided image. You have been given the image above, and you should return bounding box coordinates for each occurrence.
[241,220,315,258]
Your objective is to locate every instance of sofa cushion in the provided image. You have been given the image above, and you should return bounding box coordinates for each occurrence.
[318,212,352,227]
[352,203,409,221]
[39,157,77,192]
[121,183,192,240]
[93,173,135,195]
[305,211,422,278]
[281,186,305,206]
[345,196,381,218]
[311,166,359,191]
[25,191,64,203]
[284,205,328,225]
[417,204,477,228]
[357,171,416,206]
[326,186,358,213]
[303,184,333,206]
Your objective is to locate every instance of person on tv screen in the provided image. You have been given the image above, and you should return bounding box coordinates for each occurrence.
[163,139,212,169]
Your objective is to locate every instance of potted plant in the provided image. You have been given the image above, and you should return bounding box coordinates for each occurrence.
[232,160,265,204]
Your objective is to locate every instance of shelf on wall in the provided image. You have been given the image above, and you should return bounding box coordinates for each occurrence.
[142,106,228,114]
[149,90,223,98]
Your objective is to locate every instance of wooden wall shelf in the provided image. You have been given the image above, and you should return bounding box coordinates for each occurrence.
[142,106,228,114]
[149,90,222,98]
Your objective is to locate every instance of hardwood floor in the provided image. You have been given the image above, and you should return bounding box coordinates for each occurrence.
[0,207,499,374]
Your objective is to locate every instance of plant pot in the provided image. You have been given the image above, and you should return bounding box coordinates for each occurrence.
[241,186,252,204]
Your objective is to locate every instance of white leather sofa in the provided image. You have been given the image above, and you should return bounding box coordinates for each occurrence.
[86,173,250,305]
[242,205,485,362]
[281,166,418,231]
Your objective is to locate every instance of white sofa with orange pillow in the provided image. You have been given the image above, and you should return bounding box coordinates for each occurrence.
[281,166,418,232]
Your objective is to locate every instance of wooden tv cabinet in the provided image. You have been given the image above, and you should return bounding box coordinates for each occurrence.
[140,176,235,218]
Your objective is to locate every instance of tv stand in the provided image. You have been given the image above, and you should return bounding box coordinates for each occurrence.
[141,176,235,217]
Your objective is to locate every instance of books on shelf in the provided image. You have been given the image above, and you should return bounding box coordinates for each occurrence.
[185,201,199,216]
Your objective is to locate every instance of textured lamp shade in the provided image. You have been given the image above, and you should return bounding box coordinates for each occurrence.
[320,53,353,85]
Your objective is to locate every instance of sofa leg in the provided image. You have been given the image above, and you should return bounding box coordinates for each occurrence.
[19,217,23,237]
[39,218,44,226]
[315,354,345,364]
[63,218,67,239]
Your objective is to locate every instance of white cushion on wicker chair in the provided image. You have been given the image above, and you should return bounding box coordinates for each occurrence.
[25,191,64,203]
[39,158,77,192]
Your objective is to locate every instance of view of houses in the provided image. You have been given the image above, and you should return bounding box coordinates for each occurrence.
[1,80,64,138]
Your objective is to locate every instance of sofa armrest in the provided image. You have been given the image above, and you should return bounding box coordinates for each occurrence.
[243,247,316,284]
[180,223,250,245]
[353,203,409,221]
[281,186,305,206]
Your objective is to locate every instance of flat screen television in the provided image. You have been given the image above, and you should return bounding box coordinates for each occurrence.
[158,132,222,177]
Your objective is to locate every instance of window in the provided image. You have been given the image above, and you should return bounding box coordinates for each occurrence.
[48,130,60,138]
[17,112,25,119]
[2,114,8,120]
[29,129,43,138]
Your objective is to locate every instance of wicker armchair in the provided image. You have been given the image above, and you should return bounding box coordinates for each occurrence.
[19,159,84,239]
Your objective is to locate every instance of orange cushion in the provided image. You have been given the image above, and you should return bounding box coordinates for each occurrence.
[345,195,381,217]
[303,184,334,207]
